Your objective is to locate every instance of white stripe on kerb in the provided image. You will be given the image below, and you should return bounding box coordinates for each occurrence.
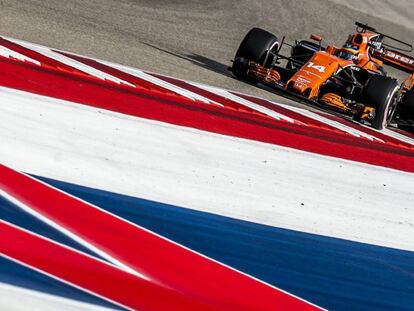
[101,61,222,105]
[0,254,132,311]
[0,190,149,281]
[279,103,385,142]
[192,83,296,123]
[0,45,40,66]
[6,38,134,87]
[381,128,414,147]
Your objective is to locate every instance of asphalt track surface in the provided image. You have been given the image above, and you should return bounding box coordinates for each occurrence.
[1,0,413,107]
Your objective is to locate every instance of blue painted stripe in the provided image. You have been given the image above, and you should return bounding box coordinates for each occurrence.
[0,195,104,260]
[0,195,124,309]
[35,176,414,310]
[0,256,123,309]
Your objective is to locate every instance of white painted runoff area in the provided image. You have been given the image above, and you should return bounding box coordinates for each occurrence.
[0,282,115,311]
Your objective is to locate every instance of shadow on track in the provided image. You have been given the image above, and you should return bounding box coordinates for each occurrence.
[141,41,282,93]
[141,42,233,78]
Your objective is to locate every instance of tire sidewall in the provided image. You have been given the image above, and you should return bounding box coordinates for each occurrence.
[377,84,399,129]
[365,75,400,130]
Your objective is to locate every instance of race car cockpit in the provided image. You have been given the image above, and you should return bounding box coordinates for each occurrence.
[336,44,360,61]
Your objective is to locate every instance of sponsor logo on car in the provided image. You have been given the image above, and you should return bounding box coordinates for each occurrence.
[385,51,414,66]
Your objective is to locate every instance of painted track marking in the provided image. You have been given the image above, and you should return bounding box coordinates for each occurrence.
[102,61,219,105]
[5,38,134,87]
[193,82,297,122]
[0,45,40,66]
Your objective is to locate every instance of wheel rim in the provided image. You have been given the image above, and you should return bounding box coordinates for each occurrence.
[382,86,400,127]
[386,90,399,124]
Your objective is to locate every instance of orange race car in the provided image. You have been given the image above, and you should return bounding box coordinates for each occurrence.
[231,22,414,130]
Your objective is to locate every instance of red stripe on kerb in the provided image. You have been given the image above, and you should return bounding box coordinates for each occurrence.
[0,164,320,310]
[315,112,414,148]
[56,51,179,95]
[1,48,414,171]
[0,38,86,76]
[150,72,271,117]
[0,220,212,311]
[59,52,268,116]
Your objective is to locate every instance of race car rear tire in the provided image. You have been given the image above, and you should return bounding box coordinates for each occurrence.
[363,75,400,130]
[399,89,414,122]
[232,28,279,82]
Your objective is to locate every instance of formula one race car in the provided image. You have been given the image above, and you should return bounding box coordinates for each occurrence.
[231,22,414,130]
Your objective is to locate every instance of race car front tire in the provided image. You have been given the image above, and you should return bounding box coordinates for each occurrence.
[363,75,400,130]
[232,28,279,81]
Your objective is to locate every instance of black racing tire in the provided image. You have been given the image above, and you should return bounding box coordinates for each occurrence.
[232,28,278,82]
[399,89,414,122]
[231,57,257,84]
[363,75,400,130]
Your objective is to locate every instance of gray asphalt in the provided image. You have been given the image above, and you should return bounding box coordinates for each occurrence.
[0,0,413,105]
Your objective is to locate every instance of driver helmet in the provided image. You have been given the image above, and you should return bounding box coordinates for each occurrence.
[336,42,360,61]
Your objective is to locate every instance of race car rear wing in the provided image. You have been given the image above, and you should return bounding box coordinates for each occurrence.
[355,22,414,74]
[372,48,414,74]
[356,22,413,52]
